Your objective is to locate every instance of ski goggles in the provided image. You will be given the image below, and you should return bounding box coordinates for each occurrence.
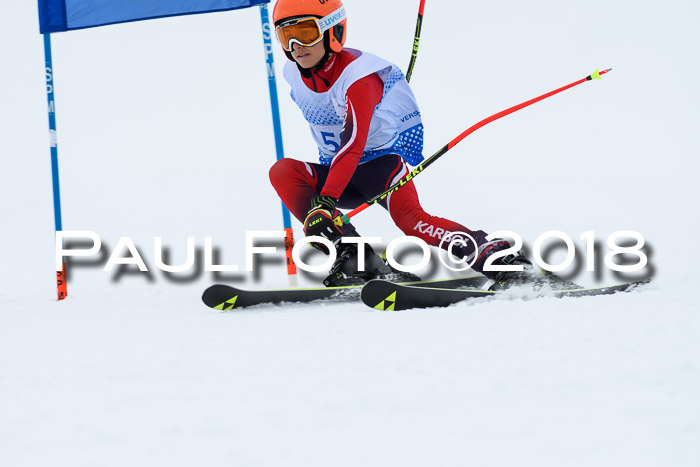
[275,6,346,52]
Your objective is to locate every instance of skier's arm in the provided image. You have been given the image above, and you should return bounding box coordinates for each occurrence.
[319,73,384,200]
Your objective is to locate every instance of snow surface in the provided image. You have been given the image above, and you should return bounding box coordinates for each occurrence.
[1,1,699,466]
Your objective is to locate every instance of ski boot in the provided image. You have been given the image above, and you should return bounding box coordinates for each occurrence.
[323,240,420,287]
[488,253,580,291]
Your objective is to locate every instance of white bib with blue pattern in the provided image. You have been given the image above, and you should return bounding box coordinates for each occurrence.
[283,48,424,166]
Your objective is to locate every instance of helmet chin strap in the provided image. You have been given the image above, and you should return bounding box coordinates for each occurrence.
[314,33,334,69]
[315,50,334,70]
[298,51,334,79]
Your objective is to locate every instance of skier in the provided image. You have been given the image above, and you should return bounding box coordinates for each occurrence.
[269,0,528,287]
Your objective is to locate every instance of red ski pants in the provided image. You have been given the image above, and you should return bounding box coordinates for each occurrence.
[269,155,502,268]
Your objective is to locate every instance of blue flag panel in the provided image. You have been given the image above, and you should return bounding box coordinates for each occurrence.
[39,0,269,33]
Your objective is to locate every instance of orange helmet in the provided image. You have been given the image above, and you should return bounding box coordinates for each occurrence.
[273,0,347,55]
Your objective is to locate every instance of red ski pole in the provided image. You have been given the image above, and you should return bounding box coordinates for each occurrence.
[337,68,611,226]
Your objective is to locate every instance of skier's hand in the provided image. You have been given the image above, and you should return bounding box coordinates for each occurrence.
[303,195,343,254]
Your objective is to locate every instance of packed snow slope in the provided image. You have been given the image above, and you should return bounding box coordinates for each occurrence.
[1,1,699,466]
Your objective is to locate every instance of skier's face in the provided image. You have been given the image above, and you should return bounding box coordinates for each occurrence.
[290,40,326,69]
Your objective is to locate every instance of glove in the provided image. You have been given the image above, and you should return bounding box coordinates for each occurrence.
[303,195,343,254]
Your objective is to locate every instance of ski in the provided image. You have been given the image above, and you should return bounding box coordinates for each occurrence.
[202,275,488,311]
[361,279,650,311]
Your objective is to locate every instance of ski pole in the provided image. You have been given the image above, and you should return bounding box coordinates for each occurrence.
[337,68,611,225]
[405,0,426,83]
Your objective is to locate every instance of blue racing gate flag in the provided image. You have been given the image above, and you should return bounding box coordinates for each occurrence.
[38,0,269,33]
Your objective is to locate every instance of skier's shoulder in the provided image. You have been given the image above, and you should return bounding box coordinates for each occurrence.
[341,48,394,71]
[334,49,361,70]
[336,49,396,90]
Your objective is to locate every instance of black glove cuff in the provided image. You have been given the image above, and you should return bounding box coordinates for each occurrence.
[310,195,336,214]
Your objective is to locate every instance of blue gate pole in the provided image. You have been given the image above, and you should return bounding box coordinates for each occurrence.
[259,3,298,286]
[43,33,67,300]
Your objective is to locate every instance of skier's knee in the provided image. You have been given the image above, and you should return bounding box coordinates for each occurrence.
[269,158,299,189]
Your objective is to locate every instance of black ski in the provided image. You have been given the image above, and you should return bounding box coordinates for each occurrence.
[202,275,488,310]
[361,279,650,311]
